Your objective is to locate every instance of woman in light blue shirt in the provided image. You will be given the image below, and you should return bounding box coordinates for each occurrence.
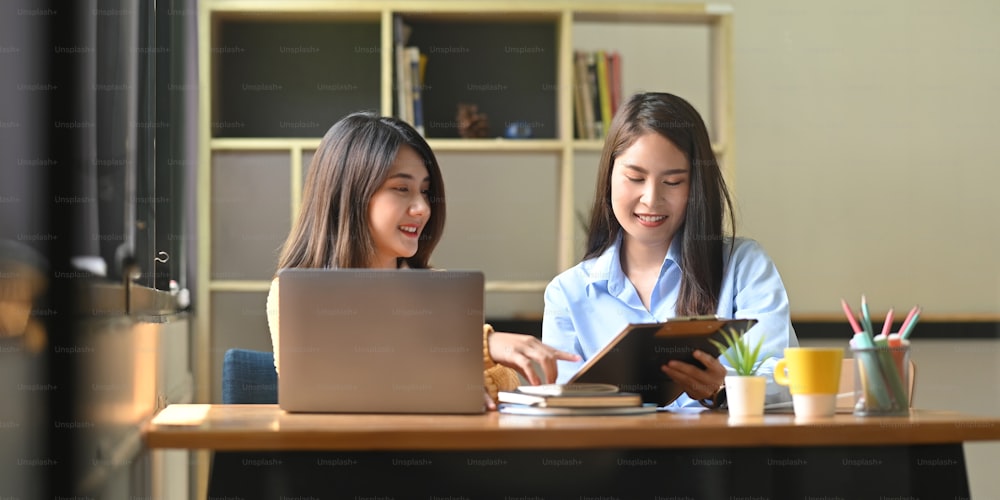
[543,92,798,409]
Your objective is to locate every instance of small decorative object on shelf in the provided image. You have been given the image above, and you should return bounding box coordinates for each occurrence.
[503,121,534,139]
[456,103,490,138]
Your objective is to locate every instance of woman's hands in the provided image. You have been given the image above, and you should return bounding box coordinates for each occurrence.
[483,389,498,411]
[487,331,580,385]
[660,349,727,401]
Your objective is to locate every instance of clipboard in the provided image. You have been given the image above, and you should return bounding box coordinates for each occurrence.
[568,316,758,406]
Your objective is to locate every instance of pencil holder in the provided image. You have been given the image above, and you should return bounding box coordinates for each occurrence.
[851,345,910,416]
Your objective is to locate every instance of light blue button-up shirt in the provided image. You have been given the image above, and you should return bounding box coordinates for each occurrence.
[542,233,798,408]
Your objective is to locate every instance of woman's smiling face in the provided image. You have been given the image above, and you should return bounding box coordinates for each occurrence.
[367,145,431,269]
[610,132,690,253]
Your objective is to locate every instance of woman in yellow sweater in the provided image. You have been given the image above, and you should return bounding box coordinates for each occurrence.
[267,112,578,408]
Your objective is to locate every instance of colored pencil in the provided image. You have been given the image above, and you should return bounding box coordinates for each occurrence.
[841,299,862,334]
[899,306,918,335]
[881,308,894,337]
[900,307,922,340]
[860,295,874,336]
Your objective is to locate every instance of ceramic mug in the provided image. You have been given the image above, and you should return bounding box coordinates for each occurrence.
[774,347,844,418]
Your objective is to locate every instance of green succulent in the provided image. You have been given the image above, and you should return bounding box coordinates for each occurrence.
[709,326,767,377]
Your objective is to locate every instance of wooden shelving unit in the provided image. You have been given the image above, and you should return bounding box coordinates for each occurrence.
[196,0,734,402]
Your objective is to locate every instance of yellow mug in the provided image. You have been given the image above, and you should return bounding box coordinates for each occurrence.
[773,347,843,395]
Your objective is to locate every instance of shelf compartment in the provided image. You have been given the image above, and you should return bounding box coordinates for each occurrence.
[430,151,558,282]
[210,152,291,281]
[572,19,715,143]
[399,18,559,139]
[212,18,381,138]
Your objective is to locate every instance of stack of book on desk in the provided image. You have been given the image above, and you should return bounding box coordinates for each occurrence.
[497,383,656,416]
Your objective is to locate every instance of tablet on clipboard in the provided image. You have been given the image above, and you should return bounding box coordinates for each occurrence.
[568,316,758,406]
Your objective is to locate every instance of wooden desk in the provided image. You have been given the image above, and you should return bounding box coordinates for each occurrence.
[146,405,1000,499]
[147,404,1000,450]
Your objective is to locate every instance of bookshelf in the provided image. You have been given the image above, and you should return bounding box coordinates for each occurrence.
[196,0,734,401]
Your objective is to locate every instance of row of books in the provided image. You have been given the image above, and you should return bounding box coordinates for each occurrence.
[574,49,623,140]
[395,16,426,136]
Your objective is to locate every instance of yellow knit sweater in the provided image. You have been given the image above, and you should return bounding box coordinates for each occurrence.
[265,278,520,404]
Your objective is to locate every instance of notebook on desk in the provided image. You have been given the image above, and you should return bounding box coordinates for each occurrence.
[277,269,486,414]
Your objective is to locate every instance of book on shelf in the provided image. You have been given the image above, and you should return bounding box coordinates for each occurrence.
[595,50,612,138]
[572,49,622,140]
[572,51,589,140]
[393,15,409,124]
[498,388,642,408]
[608,51,622,118]
[392,16,426,136]
[574,51,595,139]
[569,316,758,406]
[585,51,602,139]
[401,47,414,127]
[406,46,424,136]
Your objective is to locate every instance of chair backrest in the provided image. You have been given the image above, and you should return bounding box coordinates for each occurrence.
[836,358,916,411]
[222,348,278,404]
[211,349,279,498]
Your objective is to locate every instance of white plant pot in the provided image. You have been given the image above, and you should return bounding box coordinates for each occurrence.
[725,375,766,418]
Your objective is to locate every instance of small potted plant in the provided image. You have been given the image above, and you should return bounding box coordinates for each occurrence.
[709,327,770,418]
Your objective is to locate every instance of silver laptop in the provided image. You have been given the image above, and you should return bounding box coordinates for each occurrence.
[277,269,486,414]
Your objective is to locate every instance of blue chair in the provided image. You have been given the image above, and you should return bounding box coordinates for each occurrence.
[221,348,278,404]
[210,349,282,498]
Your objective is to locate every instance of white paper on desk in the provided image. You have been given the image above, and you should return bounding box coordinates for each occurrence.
[151,404,211,426]
[658,406,710,414]
[763,401,794,414]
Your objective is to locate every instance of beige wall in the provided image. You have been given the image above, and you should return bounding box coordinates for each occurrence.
[692,2,1000,493]
[731,0,1000,314]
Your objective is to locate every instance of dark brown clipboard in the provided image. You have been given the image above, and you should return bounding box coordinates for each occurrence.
[568,317,758,406]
